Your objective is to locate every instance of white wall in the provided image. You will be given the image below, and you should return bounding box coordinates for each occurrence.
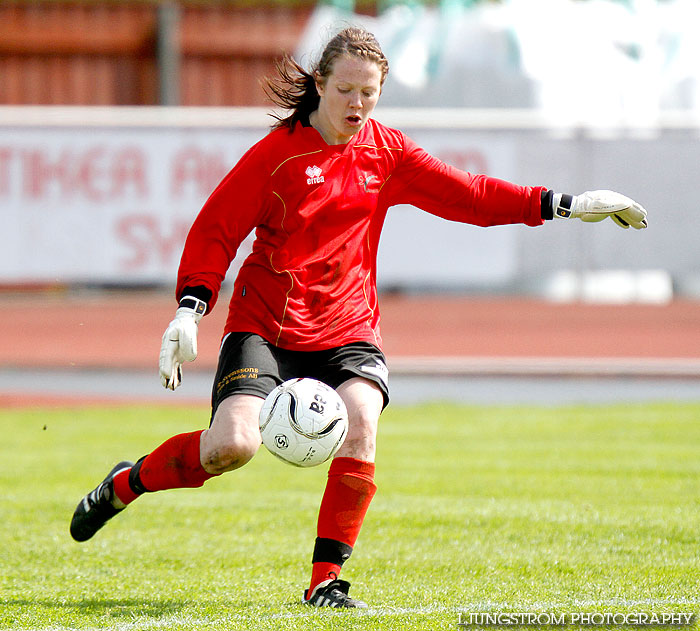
[0,106,695,296]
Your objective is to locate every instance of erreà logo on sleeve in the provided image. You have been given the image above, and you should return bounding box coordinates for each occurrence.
[305,165,324,185]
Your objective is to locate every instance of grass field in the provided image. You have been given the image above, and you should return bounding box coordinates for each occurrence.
[1,401,699,630]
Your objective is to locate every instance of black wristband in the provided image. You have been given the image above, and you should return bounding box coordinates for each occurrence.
[179,296,207,316]
[542,190,576,219]
[554,193,575,218]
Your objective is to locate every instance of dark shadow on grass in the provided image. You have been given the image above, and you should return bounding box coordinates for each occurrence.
[1,598,187,619]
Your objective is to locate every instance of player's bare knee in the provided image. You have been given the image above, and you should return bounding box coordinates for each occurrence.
[201,431,260,474]
[201,394,263,473]
[200,418,261,474]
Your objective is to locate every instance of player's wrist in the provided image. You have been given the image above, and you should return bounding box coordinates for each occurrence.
[551,192,576,219]
[176,295,207,324]
[178,295,207,314]
[541,190,576,220]
[175,285,212,323]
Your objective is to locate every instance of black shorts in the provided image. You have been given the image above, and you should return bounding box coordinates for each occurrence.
[210,332,390,418]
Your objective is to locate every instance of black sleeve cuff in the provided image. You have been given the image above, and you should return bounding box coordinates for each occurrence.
[540,190,554,220]
[179,285,213,305]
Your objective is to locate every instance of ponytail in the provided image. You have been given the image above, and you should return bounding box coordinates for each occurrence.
[263,56,319,131]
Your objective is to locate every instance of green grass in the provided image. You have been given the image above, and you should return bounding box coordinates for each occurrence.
[1,402,699,630]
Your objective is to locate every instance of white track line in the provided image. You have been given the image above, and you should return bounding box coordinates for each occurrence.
[390,355,700,378]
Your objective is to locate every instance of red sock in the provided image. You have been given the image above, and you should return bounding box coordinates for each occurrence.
[308,562,341,596]
[308,457,376,594]
[138,430,216,492]
[112,430,216,505]
[112,468,138,505]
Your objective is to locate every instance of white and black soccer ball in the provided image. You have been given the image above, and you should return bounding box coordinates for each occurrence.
[259,378,349,468]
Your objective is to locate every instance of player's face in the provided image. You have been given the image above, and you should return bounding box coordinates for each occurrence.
[313,54,383,145]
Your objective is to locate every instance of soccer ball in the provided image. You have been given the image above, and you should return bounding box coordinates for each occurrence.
[259,378,348,467]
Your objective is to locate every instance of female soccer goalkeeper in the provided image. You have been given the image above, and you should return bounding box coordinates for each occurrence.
[70,26,647,608]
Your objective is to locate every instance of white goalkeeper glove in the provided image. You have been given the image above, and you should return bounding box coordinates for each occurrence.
[553,190,648,229]
[159,296,207,390]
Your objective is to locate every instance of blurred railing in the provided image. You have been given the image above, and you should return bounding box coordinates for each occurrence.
[0,3,310,106]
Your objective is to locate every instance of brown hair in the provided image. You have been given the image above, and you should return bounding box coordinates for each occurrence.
[263,26,389,131]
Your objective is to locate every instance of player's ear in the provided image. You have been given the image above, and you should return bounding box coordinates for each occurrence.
[314,71,325,97]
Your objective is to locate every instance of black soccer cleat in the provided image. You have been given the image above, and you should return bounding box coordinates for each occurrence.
[302,579,368,609]
[70,461,133,542]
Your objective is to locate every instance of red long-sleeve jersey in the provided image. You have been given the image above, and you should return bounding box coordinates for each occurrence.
[176,118,545,351]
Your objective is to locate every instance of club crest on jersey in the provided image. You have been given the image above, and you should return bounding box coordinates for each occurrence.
[305,165,324,185]
[358,173,378,192]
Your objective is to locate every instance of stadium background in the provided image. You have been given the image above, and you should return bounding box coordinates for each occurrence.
[1,0,699,406]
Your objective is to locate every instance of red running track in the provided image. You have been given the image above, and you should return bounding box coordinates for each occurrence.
[4,290,699,371]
